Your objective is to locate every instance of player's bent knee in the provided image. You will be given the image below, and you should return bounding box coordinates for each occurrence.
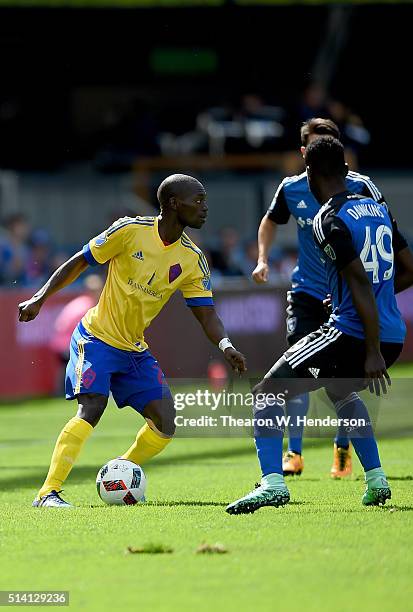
[76,393,108,427]
[252,358,293,396]
[266,356,295,380]
[252,376,285,399]
[161,413,176,438]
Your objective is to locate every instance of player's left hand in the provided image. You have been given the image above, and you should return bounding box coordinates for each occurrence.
[224,348,247,375]
[323,293,332,315]
[364,350,391,396]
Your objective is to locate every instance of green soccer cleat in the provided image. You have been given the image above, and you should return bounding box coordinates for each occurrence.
[362,470,391,506]
[226,483,290,515]
[362,485,391,506]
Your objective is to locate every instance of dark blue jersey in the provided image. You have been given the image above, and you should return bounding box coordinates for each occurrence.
[267,170,383,301]
[313,191,407,343]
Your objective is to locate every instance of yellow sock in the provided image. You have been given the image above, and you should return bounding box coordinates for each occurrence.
[38,416,93,499]
[121,423,172,465]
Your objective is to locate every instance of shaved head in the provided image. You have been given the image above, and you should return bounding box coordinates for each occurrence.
[157,174,205,209]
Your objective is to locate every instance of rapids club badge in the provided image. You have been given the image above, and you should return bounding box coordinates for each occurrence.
[169,264,182,283]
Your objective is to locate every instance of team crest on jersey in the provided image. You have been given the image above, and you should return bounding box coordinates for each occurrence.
[169,263,182,283]
[324,244,336,260]
[94,232,108,247]
[202,276,211,291]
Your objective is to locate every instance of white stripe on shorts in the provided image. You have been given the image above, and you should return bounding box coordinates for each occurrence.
[286,327,336,366]
[288,328,342,369]
[74,339,85,395]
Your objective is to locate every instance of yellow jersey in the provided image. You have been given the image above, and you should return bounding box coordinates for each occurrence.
[81,216,213,352]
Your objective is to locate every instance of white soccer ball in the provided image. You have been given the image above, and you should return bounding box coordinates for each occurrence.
[96,459,146,506]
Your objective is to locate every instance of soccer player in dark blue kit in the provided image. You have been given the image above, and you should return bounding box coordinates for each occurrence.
[253,118,388,478]
[227,136,413,514]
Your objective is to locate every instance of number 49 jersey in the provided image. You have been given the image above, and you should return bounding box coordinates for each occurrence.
[313,191,407,343]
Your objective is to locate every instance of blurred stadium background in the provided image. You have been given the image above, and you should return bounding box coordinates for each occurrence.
[1,0,412,399]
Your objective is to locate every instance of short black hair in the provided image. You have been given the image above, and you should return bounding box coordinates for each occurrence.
[300,118,340,146]
[305,136,346,177]
[157,174,204,209]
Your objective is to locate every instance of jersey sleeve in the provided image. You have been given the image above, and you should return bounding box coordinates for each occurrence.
[358,177,384,203]
[387,207,408,254]
[82,219,131,265]
[180,251,214,307]
[313,212,358,272]
[267,181,291,224]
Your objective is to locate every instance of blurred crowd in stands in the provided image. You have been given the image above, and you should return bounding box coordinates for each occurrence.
[0,81,371,289]
[0,213,297,288]
[95,83,370,173]
[0,213,70,288]
[190,226,298,288]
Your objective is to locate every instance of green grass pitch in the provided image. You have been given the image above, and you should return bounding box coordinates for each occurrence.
[1,372,412,611]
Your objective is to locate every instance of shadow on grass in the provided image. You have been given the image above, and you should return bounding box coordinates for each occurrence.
[146,500,306,508]
[2,440,412,492]
[83,500,307,510]
[85,501,229,508]
[0,445,257,490]
[389,505,413,512]
[146,501,228,507]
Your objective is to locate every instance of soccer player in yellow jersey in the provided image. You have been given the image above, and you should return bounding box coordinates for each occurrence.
[18,174,247,508]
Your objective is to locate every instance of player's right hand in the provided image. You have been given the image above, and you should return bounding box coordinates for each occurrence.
[18,297,43,322]
[252,261,269,284]
[364,350,391,396]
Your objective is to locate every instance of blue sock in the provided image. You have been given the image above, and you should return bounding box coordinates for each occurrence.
[286,393,309,454]
[254,401,285,477]
[353,438,381,472]
[334,393,380,472]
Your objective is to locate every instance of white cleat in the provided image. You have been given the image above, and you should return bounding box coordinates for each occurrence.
[32,490,73,508]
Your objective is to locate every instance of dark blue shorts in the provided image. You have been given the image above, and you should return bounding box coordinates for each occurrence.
[65,322,172,413]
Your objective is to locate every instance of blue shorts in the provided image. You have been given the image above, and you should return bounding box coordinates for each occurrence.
[65,322,172,413]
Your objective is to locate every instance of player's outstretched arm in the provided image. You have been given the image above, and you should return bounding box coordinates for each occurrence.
[189,305,247,374]
[252,215,277,284]
[394,247,413,294]
[341,258,390,396]
[18,251,89,322]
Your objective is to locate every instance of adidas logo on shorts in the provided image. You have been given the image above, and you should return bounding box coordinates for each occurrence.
[308,367,320,378]
[297,200,307,209]
[132,251,144,260]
